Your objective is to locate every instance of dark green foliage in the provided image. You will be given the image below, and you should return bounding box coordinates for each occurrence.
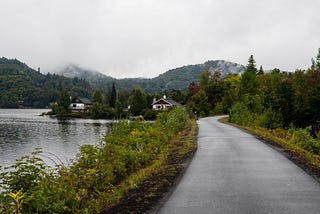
[90,102,115,119]
[199,71,224,109]
[128,87,147,116]
[239,55,259,97]
[109,82,117,108]
[92,89,103,103]
[228,50,320,133]
[57,90,70,113]
[311,48,320,70]
[169,89,187,105]
[187,89,211,117]
[0,149,46,193]
[117,88,130,108]
[0,57,92,108]
[288,126,320,154]
[257,65,264,75]
[246,55,258,75]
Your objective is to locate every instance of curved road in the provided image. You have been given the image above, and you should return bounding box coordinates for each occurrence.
[159,117,320,214]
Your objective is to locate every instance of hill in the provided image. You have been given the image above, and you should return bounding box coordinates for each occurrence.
[0,58,245,108]
[55,64,116,91]
[0,57,93,108]
[56,60,245,93]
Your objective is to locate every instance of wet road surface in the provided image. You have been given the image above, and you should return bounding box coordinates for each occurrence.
[158,116,320,214]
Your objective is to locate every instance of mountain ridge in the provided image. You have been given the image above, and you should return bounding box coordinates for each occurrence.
[0,57,245,108]
[55,60,246,92]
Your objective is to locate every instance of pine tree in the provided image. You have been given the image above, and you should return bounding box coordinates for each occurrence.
[109,82,117,108]
[240,55,258,95]
[92,89,103,103]
[246,55,258,75]
[311,48,320,70]
[257,65,264,75]
[57,90,70,113]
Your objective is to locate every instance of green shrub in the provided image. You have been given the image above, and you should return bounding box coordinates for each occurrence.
[258,108,283,129]
[0,107,190,213]
[228,102,253,126]
[288,126,320,154]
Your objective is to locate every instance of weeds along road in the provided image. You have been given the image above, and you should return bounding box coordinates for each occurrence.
[158,116,320,214]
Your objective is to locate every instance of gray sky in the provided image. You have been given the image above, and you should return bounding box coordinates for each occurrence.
[1,0,320,78]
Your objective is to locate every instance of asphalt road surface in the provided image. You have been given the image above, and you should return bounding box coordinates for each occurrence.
[158,116,320,214]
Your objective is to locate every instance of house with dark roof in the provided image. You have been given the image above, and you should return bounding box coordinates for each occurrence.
[151,95,180,110]
[70,97,92,112]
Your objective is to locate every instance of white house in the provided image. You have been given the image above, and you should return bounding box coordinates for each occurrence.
[70,97,92,112]
[151,95,180,110]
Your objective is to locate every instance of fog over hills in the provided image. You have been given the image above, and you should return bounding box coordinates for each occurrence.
[55,60,246,93]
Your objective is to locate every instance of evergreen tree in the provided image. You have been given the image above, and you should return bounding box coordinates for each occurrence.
[57,90,70,113]
[129,87,147,116]
[109,82,117,108]
[92,89,103,103]
[118,88,130,108]
[311,48,320,70]
[246,55,258,75]
[257,65,264,75]
[240,55,258,95]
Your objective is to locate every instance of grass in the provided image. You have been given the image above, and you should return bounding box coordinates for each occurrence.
[102,118,198,213]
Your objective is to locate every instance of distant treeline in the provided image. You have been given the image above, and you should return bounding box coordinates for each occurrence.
[188,51,320,131]
[0,57,92,108]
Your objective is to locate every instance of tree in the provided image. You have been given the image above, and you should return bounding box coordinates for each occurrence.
[114,101,122,119]
[128,87,147,116]
[92,89,103,103]
[199,70,223,108]
[246,55,258,75]
[187,81,202,100]
[118,88,130,108]
[187,89,211,117]
[311,48,320,70]
[109,82,117,108]
[169,90,187,105]
[277,78,294,127]
[240,56,258,96]
[57,90,70,113]
[221,74,241,112]
[257,65,264,75]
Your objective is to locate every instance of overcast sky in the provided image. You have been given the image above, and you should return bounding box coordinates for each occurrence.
[1,0,320,78]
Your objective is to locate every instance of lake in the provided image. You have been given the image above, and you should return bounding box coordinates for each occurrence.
[0,109,111,167]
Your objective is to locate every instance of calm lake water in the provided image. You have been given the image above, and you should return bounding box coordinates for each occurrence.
[0,109,111,167]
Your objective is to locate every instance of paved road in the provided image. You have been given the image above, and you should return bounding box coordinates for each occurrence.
[158,116,320,214]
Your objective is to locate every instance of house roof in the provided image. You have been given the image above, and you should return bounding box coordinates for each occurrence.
[151,98,180,106]
[71,97,92,105]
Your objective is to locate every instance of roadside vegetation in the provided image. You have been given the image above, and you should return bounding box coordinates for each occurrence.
[204,49,320,173]
[0,107,197,213]
[184,48,320,176]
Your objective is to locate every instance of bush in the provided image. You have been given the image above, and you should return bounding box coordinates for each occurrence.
[258,108,283,129]
[228,102,253,126]
[90,102,115,119]
[0,107,190,213]
[288,126,320,154]
[211,102,224,116]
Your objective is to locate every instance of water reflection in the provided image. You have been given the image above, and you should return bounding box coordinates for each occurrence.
[0,109,111,167]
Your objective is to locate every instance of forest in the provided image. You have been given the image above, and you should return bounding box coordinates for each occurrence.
[0,57,92,108]
[189,51,320,131]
